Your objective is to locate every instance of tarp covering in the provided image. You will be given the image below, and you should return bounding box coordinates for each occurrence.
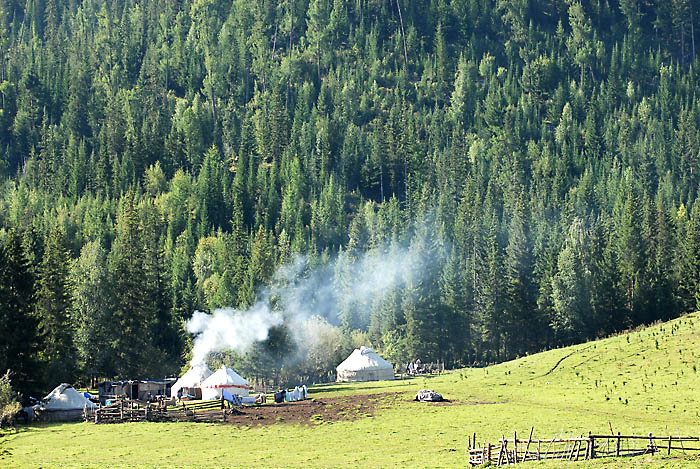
[35,384,96,422]
[170,365,212,398]
[200,366,250,400]
[43,384,97,411]
[336,346,395,382]
[415,389,443,402]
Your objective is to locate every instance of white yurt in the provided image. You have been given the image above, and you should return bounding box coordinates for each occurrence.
[170,364,213,398]
[336,346,395,382]
[200,366,250,400]
[36,383,97,421]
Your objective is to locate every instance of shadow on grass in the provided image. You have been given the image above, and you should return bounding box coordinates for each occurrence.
[0,423,49,440]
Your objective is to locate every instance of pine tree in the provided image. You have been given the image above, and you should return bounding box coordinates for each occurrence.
[0,230,39,396]
[680,201,700,313]
[551,219,591,344]
[402,218,445,362]
[109,191,159,378]
[504,196,538,356]
[439,247,471,366]
[614,173,647,324]
[35,227,76,386]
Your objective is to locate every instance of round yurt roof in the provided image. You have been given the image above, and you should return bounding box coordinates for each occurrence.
[42,383,96,410]
[336,346,393,372]
[200,366,249,389]
[170,364,213,397]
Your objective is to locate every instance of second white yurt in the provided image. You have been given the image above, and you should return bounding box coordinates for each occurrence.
[170,364,213,399]
[200,366,250,400]
[336,346,395,382]
[36,383,97,421]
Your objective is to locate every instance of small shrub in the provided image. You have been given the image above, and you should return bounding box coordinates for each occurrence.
[0,370,21,427]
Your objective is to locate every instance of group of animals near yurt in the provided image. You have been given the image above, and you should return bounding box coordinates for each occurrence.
[2,314,700,467]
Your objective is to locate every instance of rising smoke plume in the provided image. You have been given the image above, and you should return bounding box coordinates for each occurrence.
[185,237,438,368]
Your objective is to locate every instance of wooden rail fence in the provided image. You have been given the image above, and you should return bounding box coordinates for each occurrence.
[468,428,700,465]
[92,398,231,424]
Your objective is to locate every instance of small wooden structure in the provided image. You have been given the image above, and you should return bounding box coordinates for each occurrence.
[98,378,176,405]
[468,428,700,465]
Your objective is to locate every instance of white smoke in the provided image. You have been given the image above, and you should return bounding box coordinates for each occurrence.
[185,240,432,368]
[186,305,283,368]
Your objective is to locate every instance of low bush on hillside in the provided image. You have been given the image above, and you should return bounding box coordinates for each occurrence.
[0,370,21,427]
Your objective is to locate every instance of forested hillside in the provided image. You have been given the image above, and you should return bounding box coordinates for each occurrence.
[1,0,700,395]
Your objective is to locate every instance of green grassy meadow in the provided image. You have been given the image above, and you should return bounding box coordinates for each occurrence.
[2,313,700,468]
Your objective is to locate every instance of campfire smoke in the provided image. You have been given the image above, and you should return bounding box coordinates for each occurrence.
[185,240,432,368]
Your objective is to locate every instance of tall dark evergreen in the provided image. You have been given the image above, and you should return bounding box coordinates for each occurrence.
[0,231,39,396]
[35,228,76,387]
[109,192,161,378]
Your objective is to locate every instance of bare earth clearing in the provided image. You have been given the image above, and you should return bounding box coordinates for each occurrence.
[190,391,473,427]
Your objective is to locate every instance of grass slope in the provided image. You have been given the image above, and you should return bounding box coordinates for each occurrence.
[2,313,700,468]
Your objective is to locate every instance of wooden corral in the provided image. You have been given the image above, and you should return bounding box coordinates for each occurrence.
[92,398,233,424]
[468,429,700,465]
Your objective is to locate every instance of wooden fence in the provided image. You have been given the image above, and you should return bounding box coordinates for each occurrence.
[468,429,700,465]
[92,398,230,424]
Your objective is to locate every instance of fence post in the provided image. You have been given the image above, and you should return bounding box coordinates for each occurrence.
[487,443,491,463]
[585,432,590,459]
[668,435,672,455]
[616,432,621,457]
[497,438,504,466]
[522,426,534,462]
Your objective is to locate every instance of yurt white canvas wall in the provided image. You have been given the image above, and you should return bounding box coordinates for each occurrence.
[200,366,250,400]
[36,384,97,422]
[170,364,212,398]
[336,346,395,382]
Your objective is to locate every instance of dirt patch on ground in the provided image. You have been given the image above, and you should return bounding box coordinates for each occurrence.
[184,392,495,426]
[218,392,402,427]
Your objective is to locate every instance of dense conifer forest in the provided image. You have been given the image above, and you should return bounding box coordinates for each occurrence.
[2,0,700,395]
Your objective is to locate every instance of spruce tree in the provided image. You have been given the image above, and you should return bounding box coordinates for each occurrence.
[35,227,76,387]
[109,191,159,378]
[0,231,39,396]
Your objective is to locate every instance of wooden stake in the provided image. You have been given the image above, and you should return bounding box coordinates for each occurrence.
[544,432,559,460]
[560,441,569,459]
[679,430,686,455]
[522,426,534,462]
[616,432,621,457]
[497,438,505,466]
